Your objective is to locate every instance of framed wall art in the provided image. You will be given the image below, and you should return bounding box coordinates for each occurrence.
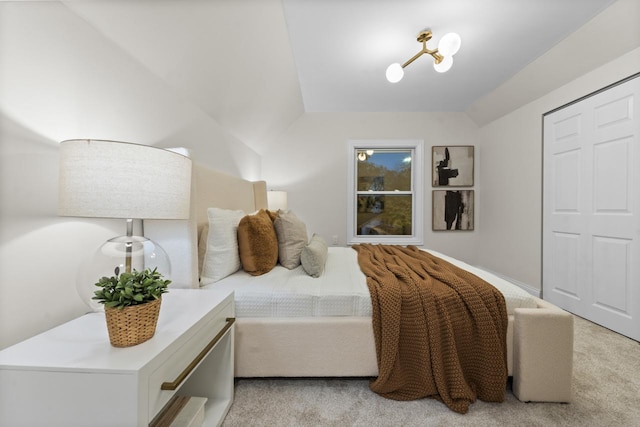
[432,145,474,187]
[432,190,474,231]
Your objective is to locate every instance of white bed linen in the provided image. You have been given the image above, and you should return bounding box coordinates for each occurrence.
[426,249,538,314]
[206,247,536,317]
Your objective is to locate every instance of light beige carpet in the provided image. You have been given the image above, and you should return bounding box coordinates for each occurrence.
[222,316,640,426]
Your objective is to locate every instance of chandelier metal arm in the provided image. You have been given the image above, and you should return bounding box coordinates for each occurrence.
[401,47,443,68]
[400,30,444,69]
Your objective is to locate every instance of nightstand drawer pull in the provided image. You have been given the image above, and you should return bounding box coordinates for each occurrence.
[161,317,235,391]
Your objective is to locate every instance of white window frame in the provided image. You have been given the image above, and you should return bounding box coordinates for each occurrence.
[347,139,424,245]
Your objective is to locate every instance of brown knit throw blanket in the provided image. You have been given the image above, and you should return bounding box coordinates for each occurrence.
[353,244,508,414]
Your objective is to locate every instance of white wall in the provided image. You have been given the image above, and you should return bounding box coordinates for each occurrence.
[0,2,260,349]
[261,112,481,263]
[477,48,640,293]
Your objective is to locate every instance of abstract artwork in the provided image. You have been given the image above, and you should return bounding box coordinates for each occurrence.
[432,190,474,231]
[432,146,474,187]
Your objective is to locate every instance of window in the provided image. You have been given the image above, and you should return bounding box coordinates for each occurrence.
[347,139,424,245]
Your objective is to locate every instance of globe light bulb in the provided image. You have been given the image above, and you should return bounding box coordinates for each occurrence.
[386,63,404,83]
[433,55,453,73]
[438,32,461,57]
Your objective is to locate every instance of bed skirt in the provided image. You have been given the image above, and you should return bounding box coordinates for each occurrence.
[235,315,514,377]
[233,297,573,403]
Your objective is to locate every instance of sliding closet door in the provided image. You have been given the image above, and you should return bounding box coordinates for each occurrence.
[543,76,640,341]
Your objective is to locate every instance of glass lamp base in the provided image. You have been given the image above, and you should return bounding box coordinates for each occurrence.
[77,235,171,312]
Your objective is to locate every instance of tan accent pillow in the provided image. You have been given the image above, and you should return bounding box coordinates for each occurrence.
[237,209,279,276]
[273,210,308,269]
[301,234,328,278]
[266,209,279,222]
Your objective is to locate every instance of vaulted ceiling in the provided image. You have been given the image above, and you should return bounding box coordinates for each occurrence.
[44,0,633,154]
[283,0,616,112]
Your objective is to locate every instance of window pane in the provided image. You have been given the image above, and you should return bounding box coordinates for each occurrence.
[356,150,412,191]
[348,139,423,245]
[356,195,412,236]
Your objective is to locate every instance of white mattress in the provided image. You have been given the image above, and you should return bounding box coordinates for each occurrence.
[206,247,537,318]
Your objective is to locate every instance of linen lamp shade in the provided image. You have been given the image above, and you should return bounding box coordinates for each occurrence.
[267,191,288,211]
[58,139,192,220]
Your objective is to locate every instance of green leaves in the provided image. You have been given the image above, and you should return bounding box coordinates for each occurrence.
[92,267,170,309]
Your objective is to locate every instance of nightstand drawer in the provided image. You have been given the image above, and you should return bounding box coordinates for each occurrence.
[148,299,234,421]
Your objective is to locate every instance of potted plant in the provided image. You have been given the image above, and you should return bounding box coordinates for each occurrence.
[92,267,170,347]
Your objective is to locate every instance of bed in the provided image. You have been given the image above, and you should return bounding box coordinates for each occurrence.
[162,163,574,404]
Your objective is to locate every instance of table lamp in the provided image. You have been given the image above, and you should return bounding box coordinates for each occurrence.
[267,190,288,211]
[58,139,192,311]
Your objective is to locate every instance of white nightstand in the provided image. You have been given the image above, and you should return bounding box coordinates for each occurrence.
[0,289,235,427]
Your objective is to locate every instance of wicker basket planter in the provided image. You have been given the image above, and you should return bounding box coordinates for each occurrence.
[104,298,162,347]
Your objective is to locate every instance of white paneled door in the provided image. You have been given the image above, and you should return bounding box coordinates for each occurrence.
[543,76,640,341]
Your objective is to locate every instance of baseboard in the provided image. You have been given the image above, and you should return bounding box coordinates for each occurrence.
[480,268,541,298]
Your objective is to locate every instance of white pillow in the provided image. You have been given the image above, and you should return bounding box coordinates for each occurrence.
[200,207,245,285]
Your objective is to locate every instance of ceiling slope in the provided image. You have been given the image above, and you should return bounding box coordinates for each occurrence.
[466,0,640,125]
[63,0,304,155]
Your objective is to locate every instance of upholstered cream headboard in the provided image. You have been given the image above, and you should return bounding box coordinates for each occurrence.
[194,164,268,230]
[146,163,267,289]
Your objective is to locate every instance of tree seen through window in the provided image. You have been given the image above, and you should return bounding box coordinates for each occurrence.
[356,150,412,236]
